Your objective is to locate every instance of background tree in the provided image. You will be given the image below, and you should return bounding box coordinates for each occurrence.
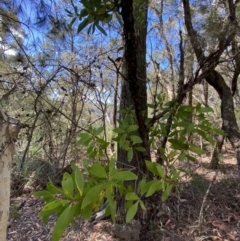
[182,0,240,170]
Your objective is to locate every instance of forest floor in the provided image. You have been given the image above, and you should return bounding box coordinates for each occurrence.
[7,145,240,241]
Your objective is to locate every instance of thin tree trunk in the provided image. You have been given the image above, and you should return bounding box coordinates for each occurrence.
[0,110,19,241]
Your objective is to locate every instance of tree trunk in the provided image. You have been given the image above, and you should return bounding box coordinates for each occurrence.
[205,70,240,168]
[116,0,149,226]
[118,0,149,178]
[210,132,225,169]
[209,143,221,169]
[0,110,19,241]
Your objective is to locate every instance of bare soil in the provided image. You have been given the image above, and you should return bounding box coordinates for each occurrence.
[7,145,240,241]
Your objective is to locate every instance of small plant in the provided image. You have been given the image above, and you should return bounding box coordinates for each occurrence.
[34,104,225,241]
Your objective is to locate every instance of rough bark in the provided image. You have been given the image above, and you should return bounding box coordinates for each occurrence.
[0,110,19,241]
[116,0,149,227]
[118,0,149,178]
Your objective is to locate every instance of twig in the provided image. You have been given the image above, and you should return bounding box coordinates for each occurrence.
[198,170,218,234]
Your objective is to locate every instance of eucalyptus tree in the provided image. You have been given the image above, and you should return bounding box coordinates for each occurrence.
[182,0,240,169]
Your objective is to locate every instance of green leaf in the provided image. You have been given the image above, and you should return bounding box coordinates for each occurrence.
[73,5,78,14]
[40,200,62,214]
[178,153,186,161]
[137,178,146,194]
[170,168,180,181]
[87,145,94,154]
[34,190,53,198]
[108,157,116,173]
[91,23,95,34]
[61,173,74,198]
[122,140,130,150]
[70,17,76,26]
[52,204,76,241]
[127,147,133,161]
[103,13,113,23]
[78,132,91,145]
[161,184,173,202]
[126,201,139,223]
[96,23,107,35]
[147,103,155,108]
[39,200,67,224]
[213,128,226,135]
[91,163,107,178]
[87,24,92,34]
[130,135,142,144]
[47,182,63,195]
[135,146,146,152]
[178,105,194,112]
[94,126,104,136]
[80,203,93,220]
[139,200,146,210]
[146,180,162,197]
[77,18,89,33]
[81,0,91,9]
[187,123,194,133]
[196,103,201,111]
[65,9,73,15]
[71,164,84,196]
[205,135,215,145]
[126,192,139,201]
[192,128,208,139]
[81,184,104,209]
[111,171,137,181]
[174,121,189,127]
[79,8,88,18]
[199,107,213,113]
[113,127,125,133]
[127,125,139,132]
[186,154,196,162]
[189,144,205,155]
[119,133,127,147]
[105,189,116,223]
[97,6,106,14]
[145,160,159,175]
[156,164,165,178]
[109,201,117,223]
[168,139,189,150]
[168,150,178,159]
[139,180,155,194]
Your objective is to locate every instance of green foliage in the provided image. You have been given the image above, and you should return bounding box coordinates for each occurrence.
[35,103,225,241]
[66,0,121,35]
[34,158,139,241]
[149,101,225,165]
[113,108,144,161]
[78,126,109,160]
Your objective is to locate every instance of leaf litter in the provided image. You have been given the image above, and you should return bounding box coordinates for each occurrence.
[7,145,240,241]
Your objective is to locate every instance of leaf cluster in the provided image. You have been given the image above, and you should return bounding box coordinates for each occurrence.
[149,102,225,164]
[66,0,122,35]
[113,108,145,161]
